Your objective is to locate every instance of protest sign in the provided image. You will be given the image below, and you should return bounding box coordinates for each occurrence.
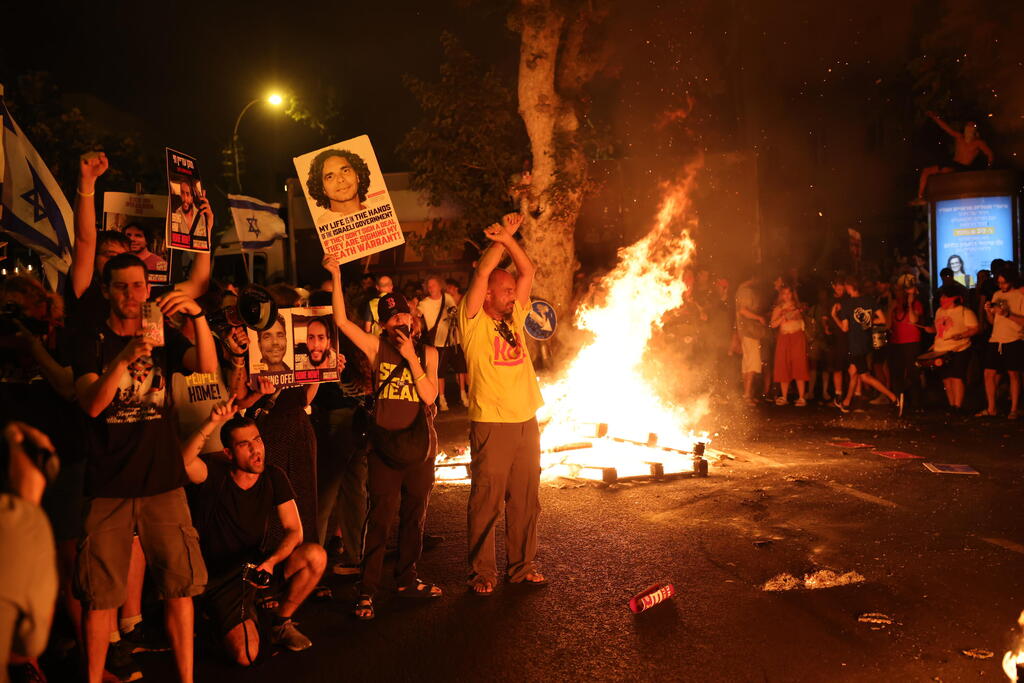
[292,134,404,263]
[103,192,170,284]
[165,148,210,253]
[247,306,341,389]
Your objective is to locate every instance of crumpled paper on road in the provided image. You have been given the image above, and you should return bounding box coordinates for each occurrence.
[763,569,865,591]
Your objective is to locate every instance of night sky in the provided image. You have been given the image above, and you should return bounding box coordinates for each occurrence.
[4,0,1023,272]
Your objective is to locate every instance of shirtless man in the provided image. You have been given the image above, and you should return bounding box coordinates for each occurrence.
[915,111,994,203]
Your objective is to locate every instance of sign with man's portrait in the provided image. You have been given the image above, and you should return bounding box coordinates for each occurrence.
[292,135,404,263]
[165,148,210,253]
[103,192,170,285]
[246,306,341,389]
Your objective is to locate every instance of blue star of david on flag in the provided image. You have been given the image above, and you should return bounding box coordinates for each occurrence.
[228,194,286,250]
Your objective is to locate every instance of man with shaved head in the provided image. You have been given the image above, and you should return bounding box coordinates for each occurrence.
[458,213,545,596]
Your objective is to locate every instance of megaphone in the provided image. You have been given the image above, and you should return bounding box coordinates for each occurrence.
[207,284,278,340]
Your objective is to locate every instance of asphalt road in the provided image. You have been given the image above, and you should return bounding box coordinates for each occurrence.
[129,401,1024,682]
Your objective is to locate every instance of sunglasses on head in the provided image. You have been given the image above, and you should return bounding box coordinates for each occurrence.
[494,319,518,348]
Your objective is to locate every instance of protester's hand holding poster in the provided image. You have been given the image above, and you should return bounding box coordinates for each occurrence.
[103,192,170,284]
[292,135,404,263]
[247,306,342,389]
[165,148,211,253]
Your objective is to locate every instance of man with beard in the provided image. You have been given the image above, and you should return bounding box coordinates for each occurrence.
[306,149,372,223]
[184,402,326,663]
[72,253,218,683]
[296,317,337,371]
[172,179,208,240]
[123,223,167,275]
[458,213,545,596]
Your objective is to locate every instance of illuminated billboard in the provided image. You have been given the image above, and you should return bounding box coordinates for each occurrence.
[934,196,1015,288]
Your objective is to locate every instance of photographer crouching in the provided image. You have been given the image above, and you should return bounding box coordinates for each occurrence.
[184,399,326,665]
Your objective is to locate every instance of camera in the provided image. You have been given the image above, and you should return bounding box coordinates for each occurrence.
[241,562,272,588]
[0,303,49,336]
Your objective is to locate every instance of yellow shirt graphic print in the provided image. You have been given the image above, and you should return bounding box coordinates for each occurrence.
[377,362,420,403]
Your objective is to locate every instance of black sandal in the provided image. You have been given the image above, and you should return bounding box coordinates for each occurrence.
[353,595,375,621]
[396,580,443,599]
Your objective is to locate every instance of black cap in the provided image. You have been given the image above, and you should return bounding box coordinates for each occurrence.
[377,292,410,325]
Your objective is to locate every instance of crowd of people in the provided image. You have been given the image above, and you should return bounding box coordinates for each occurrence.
[721,258,1024,417]
[0,154,548,683]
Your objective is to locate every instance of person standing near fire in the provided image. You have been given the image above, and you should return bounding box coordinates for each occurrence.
[459,213,545,595]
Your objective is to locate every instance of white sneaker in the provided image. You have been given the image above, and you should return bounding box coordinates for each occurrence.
[439,396,449,412]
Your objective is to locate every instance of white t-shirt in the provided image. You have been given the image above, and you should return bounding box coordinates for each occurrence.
[989,289,1024,344]
[933,306,978,353]
[418,293,454,347]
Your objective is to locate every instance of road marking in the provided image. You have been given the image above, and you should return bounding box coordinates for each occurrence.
[826,483,900,509]
[980,537,1024,554]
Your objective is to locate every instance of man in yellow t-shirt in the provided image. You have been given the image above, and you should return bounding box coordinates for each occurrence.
[459,212,545,595]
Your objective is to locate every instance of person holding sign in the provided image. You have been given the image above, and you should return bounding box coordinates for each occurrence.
[323,256,442,621]
[458,213,546,596]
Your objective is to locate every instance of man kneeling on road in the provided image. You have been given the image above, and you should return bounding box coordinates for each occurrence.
[184,399,326,664]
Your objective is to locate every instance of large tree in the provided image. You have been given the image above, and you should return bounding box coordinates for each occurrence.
[510,0,608,323]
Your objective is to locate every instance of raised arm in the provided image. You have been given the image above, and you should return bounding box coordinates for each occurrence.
[158,290,218,374]
[182,398,237,484]
[175,193,214,299]
[72,152,109,298]
[927,111,960,139]
[323,256,380,361]
[464,213,526,318]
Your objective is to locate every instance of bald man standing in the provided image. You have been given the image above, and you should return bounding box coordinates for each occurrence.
[458,213,546,596]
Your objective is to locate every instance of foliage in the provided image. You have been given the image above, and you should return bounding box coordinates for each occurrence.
[4,72,163,195]
[399,32,529,259]
[910,0,1024,137]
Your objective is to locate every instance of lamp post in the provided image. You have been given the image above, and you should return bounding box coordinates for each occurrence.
[232,93,284,193]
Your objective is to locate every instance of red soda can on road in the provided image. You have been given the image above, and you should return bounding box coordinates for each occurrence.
[628,582,675,613]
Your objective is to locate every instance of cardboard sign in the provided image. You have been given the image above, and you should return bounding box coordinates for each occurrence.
[165,148,210,253]
[292,134,404,263]
[247,306,342,389]
[103,192,170,284]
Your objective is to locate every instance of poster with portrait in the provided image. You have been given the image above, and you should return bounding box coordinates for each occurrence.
[103,192,171,284]
[292,134,404,263]
[165,148,210,253]
[246,306,341,389]
[934,195,1015,288]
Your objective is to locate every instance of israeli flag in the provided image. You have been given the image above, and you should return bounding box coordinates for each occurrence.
[0,84,75,290]
[228,193,287,250]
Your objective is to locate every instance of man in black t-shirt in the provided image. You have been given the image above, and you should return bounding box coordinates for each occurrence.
[184,405,326,662]
[831,277,897,413]
[72,253,218,683]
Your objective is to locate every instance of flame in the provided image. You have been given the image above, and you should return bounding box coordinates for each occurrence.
[1003,610,1024,680]
[538,160,708,471]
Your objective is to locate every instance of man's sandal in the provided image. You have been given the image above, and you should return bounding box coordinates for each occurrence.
[396,580,443,599]
[468,577,495,596]
[353,595,374,621]
[512,570,549,587]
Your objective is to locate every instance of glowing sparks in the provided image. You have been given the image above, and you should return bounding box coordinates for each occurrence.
[1002,610,1024,680]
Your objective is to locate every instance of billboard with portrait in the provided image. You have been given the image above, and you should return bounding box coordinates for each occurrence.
[934,196,1015,288]
[246,306,341,389]
[103,192,170,284]
[292,134,404,263]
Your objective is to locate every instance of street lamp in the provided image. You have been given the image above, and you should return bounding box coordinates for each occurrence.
[232,92,285,193]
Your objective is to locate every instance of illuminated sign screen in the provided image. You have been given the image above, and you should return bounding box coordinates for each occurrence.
[934,196,1014,288]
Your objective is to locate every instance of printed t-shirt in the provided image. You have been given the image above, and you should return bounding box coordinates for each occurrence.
[990,289,1024,344]
[72,322,192,498]
[933,306,978,353]
[840,295,877,356]
[458,299,543,423]
[188,458,294,575]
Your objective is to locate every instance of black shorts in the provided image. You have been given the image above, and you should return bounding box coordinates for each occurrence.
[939,349,971,380]
[984,340,1024,373]
[200,563,284,637]
[438,346,467,375]
[847,352,870,374]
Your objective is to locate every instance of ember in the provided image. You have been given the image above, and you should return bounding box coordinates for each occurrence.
[1002,610,1024,680]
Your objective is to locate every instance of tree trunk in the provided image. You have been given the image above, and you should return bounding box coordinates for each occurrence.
[514,1,591,340]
